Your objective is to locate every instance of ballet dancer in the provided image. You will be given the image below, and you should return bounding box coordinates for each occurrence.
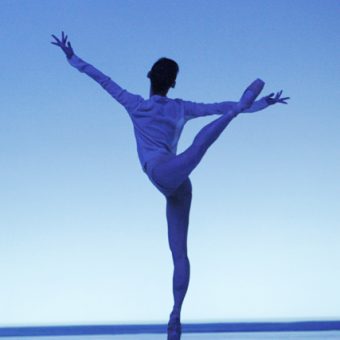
[51,31,289,340]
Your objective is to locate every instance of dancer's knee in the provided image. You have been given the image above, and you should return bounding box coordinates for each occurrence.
[172,252,189,263]
[169,238,189,261]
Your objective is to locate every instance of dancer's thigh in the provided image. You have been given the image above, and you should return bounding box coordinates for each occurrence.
[166,177,192,255]
[145,154,179,196]
[146,151,198,197]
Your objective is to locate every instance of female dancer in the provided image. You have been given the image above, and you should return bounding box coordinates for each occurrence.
[51,31,289,340]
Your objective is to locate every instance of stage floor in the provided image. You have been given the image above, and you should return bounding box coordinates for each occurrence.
[2,331,340,340]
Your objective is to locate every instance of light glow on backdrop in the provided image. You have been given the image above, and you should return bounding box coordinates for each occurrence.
[0,0,339,326]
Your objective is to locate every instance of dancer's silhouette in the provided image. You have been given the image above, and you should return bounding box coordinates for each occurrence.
[51,31,289,340]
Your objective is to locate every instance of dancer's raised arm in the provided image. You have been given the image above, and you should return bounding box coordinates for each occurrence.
[51,31,142,112]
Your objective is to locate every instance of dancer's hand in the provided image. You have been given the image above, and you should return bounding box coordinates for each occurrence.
[51,31,74,59]
[264,91,290,105]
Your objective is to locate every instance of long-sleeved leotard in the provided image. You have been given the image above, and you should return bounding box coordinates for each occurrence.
[67,54,269,172]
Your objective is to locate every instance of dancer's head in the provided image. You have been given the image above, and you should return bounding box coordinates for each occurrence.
[148,57,179,96]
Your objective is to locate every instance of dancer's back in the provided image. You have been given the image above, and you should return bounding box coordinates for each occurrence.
[67,54,238,172]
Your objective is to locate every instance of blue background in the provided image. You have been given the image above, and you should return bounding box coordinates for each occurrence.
[0,0,339,326]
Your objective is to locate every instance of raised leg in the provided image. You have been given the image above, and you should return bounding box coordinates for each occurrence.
[150,110,237,197]
[149,78,265,197]
[166,178,192,339]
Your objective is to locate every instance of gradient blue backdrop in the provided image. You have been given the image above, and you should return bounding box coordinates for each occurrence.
[0,0,339,326]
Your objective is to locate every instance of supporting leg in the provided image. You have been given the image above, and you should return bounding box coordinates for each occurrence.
[166,178,192,339]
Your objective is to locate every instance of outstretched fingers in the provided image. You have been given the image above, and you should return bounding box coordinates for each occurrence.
[275,90,283,100]
[51,34,59,42]
[51,34,61,45]
[279,96,290,104]
[51,31,69,46]
[62,31,68,44]
[276,90,290,104]
[265,90,290,105]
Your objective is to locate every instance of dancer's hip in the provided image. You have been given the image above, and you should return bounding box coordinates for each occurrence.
[144,153,175,196]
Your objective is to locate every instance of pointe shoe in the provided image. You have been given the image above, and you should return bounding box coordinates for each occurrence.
[238,78,265,111]
[167,317,181,340]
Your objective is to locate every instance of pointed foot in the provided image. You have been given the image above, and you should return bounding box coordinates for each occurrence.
[238,78,265,111]
[167,317,181,340]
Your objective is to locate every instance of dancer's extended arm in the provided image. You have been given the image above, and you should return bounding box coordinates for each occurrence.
[182,99,237,121]
[182,91,289,121]
[67,54,142,111]
[51,31,142,112]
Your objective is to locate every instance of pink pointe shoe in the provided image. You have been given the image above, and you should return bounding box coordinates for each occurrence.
[238,78,265,111]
